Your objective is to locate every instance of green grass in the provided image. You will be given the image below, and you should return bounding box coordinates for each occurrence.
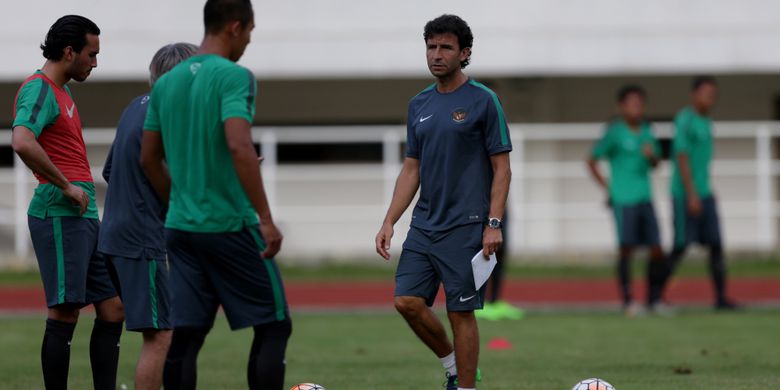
[1,309,778,389]
[2,257,780,287]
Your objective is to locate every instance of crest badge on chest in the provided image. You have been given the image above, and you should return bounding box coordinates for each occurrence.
[451,108,468,123]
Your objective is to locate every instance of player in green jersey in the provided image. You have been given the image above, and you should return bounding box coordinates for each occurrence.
[587,85,667,315]
[12,15,125,390]
[141,1,290,389]
[664,76,737,310]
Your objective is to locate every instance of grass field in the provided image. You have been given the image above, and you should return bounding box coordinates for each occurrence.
[1,309,778,389]
[2,256,780,286]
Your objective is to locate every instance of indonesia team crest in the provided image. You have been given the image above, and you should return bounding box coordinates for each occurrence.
[451,108,468,123]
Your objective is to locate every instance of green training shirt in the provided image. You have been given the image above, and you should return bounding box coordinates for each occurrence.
[12,71,98,219]
[143,54,258,232]
[670,106,713,198]
[591,119,660,206]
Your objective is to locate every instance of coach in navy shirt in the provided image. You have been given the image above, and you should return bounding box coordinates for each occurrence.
[98,42,196,390]
[375,15,512,390]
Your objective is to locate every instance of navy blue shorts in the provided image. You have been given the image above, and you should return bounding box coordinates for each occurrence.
[165,225,288,330]
[28,216,117,308]
[106,256,171,331]
[395,223,486,312]
[673,195,722,248]
[612,201,661,247]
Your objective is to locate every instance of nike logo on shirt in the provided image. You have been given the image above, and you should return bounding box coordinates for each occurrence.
[459,294,476,302]
[419,114,433,123]
[66,104,76,118]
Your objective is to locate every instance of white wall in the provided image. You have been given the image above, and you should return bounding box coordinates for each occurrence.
[3,1,780,81]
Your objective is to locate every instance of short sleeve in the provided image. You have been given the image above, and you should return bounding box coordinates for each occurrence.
[12,79,59,137]
[220,66,256,123]
[405,103,419,159]
[672,111,692,156]
[483,94,512,155]
[591,127,614,159]
[143,86,161,132]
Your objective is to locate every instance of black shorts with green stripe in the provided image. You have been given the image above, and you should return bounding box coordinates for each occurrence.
[105,256,170,331]
[611,201,661,247]
[165,224,288,330]
[672,195,722,248]
[28,216,117,308]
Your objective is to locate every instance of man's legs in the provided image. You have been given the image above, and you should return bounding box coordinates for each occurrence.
[163,228,219,390]
[642,203,667,307]
[395,296,454,358]
[106,255,173,389]
[42,305,80,390]
[646,245,667,306]
[708,244,729,306]
[614,205,637,309]
[700,197,734,308]
[164,327,210,390]
[663,197,690,297]
[247,319,292,390]
[448,311,479,388]
[617,246,634,308]
[136,329,172,390]
[92,297,124,390]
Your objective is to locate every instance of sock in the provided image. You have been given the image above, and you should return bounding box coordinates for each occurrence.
[617,253,631,306]
[709,244,727,304]
[663,246,686,288]
[248,319,292,390]
[440,351,457,376]
[164,327,209,390]
[646,250,667,305]
[89,319,123,390]
[42,319,76,390]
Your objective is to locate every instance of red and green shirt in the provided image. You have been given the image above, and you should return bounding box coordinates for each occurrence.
[12,71,97,219]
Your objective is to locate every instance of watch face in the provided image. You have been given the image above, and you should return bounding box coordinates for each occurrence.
[489,219,501,228]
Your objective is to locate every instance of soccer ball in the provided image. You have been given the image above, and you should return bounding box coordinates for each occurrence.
[572,378,615,390]
[290,384,326,390]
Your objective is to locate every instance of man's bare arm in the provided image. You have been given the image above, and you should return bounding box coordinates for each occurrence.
[375,157,421,260]
[224,117,282,259]
[12,126,87,215]
[483,152,511,258]
[677,153,701,215]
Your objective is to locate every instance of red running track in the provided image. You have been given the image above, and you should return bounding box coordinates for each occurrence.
[1,277,779,312]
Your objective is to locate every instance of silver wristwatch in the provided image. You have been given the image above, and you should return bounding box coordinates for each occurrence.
[487,218,502,229]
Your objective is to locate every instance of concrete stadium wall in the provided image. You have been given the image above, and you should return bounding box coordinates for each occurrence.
[2,0,780,81]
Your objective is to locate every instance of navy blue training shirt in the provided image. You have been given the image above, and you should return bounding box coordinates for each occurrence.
[406,79,512,232]
[98,94,166,259]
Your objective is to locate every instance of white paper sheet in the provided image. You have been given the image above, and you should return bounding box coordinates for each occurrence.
[471,250,497,290]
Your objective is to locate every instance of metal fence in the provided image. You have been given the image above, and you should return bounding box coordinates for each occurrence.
[1,122,778,264]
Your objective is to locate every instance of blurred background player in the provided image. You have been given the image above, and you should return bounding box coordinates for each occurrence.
[375,14,512,390]
[99,42,197,390]
[586,85,667,315]
[663,76,738,310]
[475,213,525,321]
[11,15,124,389]
[140,1,290,389]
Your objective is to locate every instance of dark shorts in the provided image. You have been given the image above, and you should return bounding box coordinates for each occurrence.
[28,216,117,308]
[673,195,722,248]
[165,225,288,330]
[106,256,171,331]
[612,201,661,247]
[395,223,486,312]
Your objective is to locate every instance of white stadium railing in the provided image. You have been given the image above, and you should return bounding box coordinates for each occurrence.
[1,122,778,264]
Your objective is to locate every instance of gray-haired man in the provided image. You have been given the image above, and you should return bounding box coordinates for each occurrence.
[98,42,198,390]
